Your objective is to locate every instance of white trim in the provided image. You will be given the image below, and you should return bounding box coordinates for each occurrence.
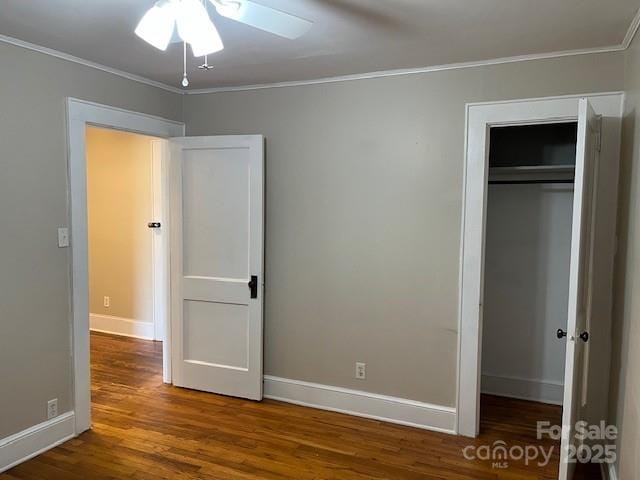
[459,97,578,437]
[0,34,183,95]
[480,374,564,405]
[0,412,75,474]
[184,46,625,95]
[456,93,624,438]
[264,376,456,434]
[68,98,185,129]
[623,7,640,48]
[90,314,154,340]
[602,462,618,480]
[67,98,184,434]
[151,140,173,382]
[1,7,639,95]
[465,91,625,112]
[151,140,170,345]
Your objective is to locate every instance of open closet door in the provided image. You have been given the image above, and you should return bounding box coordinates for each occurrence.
[558,99,600,480]
[169,135,264,400]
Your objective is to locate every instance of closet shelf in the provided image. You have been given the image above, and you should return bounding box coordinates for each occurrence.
[489,165,575,175]
[488,165,575,185]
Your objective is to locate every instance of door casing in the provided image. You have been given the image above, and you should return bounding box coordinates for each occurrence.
[67,98,184,435]
[457,92,623,439]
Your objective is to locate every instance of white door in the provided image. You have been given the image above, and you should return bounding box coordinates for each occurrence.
[559,99,600,480]
[169,135,264,400]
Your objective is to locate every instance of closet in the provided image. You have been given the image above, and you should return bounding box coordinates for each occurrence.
[481,122,578,406]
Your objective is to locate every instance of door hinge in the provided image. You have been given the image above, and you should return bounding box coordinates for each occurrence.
[595,116,602,152]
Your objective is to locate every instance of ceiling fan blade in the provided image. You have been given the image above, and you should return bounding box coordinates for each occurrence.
[211,0,312,40]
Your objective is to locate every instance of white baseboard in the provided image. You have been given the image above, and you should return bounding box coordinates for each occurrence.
[264,376,456,434]
[481,374,564,405]
[0,412,75,473]
[90,313,154,340]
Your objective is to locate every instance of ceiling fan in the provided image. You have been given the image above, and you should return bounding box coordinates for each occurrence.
[135,0,313,87]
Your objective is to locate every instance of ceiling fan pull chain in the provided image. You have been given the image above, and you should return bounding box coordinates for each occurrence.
[182,41,189,87]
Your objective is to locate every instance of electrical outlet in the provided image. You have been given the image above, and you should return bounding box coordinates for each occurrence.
[103,296,110,308]
[47,399,58,420]
[355,362,366,380]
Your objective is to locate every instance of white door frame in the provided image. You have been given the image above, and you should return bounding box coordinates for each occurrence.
[457,93,622,438]
[66,98,184,435]
[151,139,171,347]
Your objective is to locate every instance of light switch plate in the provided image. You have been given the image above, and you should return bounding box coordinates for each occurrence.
[57,227,69,248]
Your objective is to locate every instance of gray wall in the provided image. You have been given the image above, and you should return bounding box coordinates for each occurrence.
[184,52,624,407]
[0,42,182,439]
[609,32,640,477]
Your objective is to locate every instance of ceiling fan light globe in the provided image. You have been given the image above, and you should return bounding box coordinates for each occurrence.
[177,0,224,57]
[189,29,224,57]
[134,1,176,51]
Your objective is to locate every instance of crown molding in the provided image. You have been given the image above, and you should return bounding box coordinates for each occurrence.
[185,44,625,95]
[623,6,640,49]
[0,34,183,94]
[1,6,639,96]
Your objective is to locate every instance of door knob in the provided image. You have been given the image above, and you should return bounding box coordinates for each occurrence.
[557,329,567,339]
[248,275,258,299]
[579,331,589,343]
[148,222,161,228]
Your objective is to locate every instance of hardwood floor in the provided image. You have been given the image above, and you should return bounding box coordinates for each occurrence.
[3,333,601,479]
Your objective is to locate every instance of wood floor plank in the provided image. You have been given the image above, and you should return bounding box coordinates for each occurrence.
[2,332,602,479]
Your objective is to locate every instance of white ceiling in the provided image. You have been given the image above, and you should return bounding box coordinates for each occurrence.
[1,0,639,91]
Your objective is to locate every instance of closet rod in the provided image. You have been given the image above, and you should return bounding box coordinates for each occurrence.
[488,179,574,185]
